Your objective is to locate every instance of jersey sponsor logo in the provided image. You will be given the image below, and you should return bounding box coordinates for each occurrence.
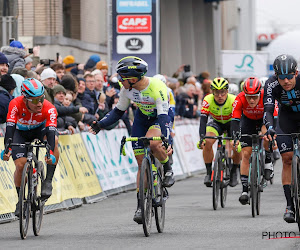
[117,15,152,33]
[159,90,165,101]
[10,105,18,119]
[48,108,57,124]
[266,80,279,96]
[202,100,209,108]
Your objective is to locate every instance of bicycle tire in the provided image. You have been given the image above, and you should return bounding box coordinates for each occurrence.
[139,158,152,237]
[154,164,165,233]
[292,155,300,230]
[19,162,31,240]
[220,156,229,208]
[33,161,45,236]
[256,155,263,216]
[250,153,258,218]
[212,151,221,210]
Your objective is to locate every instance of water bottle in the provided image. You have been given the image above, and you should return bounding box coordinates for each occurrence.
[32,167,37,187]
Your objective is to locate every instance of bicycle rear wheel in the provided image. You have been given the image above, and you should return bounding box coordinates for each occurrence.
[154,164,165,233]
[220,158,229,208]
[19,162,31,240]
[139,158,153,237]
[292,155,300,230]
[33,161,45,236]
[250,153,258,218]
[212,152,221,210]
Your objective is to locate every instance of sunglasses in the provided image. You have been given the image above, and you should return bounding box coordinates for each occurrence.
[278,74,295,80]
[213,89,227,96]
[245,94,260,99]
[26,95,45,104]
[117,75,137,82]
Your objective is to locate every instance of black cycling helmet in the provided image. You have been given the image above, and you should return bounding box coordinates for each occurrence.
[273,54,297,75]
[116,56,148,78]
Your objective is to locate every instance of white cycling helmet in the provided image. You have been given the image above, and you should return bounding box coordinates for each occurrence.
[259,77,268,88]
[153,74,167,84]
[228,83,239,95]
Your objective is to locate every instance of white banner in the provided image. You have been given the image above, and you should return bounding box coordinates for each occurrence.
[81,129,138,191]
[220,50,269,78]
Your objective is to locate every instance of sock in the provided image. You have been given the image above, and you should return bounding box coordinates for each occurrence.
[240,175,248,193]
[283,185,293,208]
[46,164,56,181]
[205,163,212,175]
[16,187,20,197]
[265,150,272,164]
[161,158,172,174]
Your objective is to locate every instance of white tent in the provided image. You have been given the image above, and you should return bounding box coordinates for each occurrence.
[266,30,300,64]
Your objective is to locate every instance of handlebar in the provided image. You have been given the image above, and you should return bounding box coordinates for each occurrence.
[4,139,51,156]
[197,135,241,153]
[120,136,168,156]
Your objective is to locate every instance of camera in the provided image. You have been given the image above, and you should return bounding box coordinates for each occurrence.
[28,48,33,54]
[40,59,51,66]
[184,65,191,72]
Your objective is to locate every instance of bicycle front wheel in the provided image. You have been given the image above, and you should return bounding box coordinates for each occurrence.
[220,158,229,208]
[212,151,221,210]
[250,153,258,218]
[19,162,31,240]
[292,155,300,230]
[154,164,165,233]
[139,158,153,237]
[33,161,45,236]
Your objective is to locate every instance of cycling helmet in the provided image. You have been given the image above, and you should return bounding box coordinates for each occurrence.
[228,83,239,95]
[153,74,167,84]
[259,77,268,88]
[116,56,148,79]
[240,81,245,92]
[21,78,45,98]
[211,77,229,90]
[243,77,261,95]
[273,54,297,75]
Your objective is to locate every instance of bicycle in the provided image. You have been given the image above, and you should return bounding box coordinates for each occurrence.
[120,136,169,237]
[239,134,266,217]
[198,135,240,210]
[4,138,51,239]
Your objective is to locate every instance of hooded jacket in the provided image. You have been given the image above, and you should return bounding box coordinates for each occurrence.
[1,46,26,74]
[0,86,14,123]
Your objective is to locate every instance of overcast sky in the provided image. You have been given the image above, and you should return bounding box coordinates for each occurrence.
[256,0,300,34]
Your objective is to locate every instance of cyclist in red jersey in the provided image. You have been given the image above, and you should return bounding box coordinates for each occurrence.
[1,78,59,217]
[231,77,278,205]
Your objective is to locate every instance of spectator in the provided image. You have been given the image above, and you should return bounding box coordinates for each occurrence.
[198,71,210,84]
[27,70,38,79]
[63,55,76,72]
[91,69,105,99]
[84,54,101,71]
[96,60,108,83]
[60,74,77,93]
[0,74,16,123]
[40,67,57,103]
[1,40,26,74]
[11,67,28,78]
[51,63,65,83]
[0,52,9,75]
[82,73,98,115]
[176,84,199,118]
[24,57,33,71]
[11,73,24,97]
[201,78,212,99]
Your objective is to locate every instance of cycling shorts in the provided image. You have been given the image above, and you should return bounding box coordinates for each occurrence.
[206,119,231,136]
[11,125,58,160]
[240,116,263,148]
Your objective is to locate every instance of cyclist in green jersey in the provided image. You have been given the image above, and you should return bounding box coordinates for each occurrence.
[199,77,241,187]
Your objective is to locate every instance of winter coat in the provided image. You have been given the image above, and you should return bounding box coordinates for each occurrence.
[0,86,13,123]
[1,46,26,74]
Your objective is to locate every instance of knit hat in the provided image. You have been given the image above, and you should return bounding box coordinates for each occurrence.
[11,67,28,78]
[84,54,101,70]
[0,52,8,65]
[60,74,76,92]
[96,61,108,70]
[63,55,75,66]
[9,41,24,49]
[53,84,66,95]
[90,54,101,63]
[0,74,16,91]
[25,57,33,65]
[41,68,57,81]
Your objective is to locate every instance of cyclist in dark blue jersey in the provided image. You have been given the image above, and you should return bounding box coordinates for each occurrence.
[263,54,300,223]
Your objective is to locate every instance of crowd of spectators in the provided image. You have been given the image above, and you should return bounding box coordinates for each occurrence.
[0,40,217,135]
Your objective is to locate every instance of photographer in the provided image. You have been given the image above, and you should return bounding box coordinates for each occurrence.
[175,84,199,118]
[172,64,193,85]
